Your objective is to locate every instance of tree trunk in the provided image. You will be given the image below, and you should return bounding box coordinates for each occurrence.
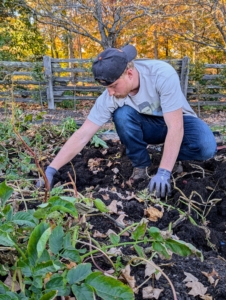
[154,29,158,59]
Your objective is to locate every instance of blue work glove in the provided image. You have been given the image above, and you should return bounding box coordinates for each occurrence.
[148,168,171,198]
[36,166,57,190]
[45,166,57,189]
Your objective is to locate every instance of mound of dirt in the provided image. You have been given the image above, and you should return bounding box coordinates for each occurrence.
[50,140,226,300]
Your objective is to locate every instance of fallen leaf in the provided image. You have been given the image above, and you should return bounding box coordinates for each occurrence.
[92,168,103,174]
[44,272,52,286]
[102,193,110,200]
[112,167,119,174]
[126,179,133,187]
[183,272,199,282]
[101,149,108,155]
[66,262,77,269]
[201,272,214,285]
[144,262,161,280]
[201,269,219,285]
[120,230,130,236]
[4,273,20,292]
[93,230,107,238]
[107,200,123,214]
[186,281,207,297]
[214,278,219,288]
[155,271,161,280]
[99,188,109,192]
[142,286,163,299]
[106,229,117,236]
[107,161,113,167]
[85,186,94,192]
[40,156,47,160]
[107,200,118,214]
[145,263,156,277]
[107,247,122,256]
[98,188,136,200]
[88,158,102,169]
[88,158,103,173]
[199,295,213,300]
[104,269,116,277]
[144,206,163,222]
[115,214,127,226]
[120,265,136,289]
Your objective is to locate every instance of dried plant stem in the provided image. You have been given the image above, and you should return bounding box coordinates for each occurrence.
[8,73,49,202]
[8,198,44,202]
[102,213,126,229]
[77,240,115,270]
[15,181,28,211]
[173,177,222,222]
[189,163,205,178]
[67,172,78,197]
[87,233,106,273]
[203,180,220,218]
[13,130,49,202]
[70,162,77,187]
[129,257,177,300]
[135,273,154,291]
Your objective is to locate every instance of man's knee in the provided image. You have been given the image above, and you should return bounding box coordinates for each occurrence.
[200,143,217,160]
[191,140,217,160]
[179,135,217,161]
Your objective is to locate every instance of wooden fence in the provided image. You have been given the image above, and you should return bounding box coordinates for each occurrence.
[0,57,225,110]
[188,63,226,110]
[0,61,47,105]
[45,56,190,109]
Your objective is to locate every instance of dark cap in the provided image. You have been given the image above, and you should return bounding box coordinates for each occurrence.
[92,45,137,86]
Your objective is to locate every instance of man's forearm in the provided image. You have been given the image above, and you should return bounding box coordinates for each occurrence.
[159,128,183,171]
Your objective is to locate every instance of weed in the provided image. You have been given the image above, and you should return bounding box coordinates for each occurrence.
[0,181,204,299]
[60,117,78,136]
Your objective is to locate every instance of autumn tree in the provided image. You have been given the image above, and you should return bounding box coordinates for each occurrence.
[0,0,47,60]
[159,0,226,61]
[18,0,149,50]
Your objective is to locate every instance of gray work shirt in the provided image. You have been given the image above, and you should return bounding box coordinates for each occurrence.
[88,59,197,126]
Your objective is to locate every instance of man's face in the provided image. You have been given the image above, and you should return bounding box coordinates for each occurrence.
[106,69,133,99]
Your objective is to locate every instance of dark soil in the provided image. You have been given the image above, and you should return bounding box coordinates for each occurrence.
[1,103,226,299]
[50,140,226,300]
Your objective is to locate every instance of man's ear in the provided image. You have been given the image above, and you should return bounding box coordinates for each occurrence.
[127,68,133,79]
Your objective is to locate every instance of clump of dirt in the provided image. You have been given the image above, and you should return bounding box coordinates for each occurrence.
[51,140,226,299]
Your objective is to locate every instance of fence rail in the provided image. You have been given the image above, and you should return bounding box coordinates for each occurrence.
[187,62,226,108]
[0,57,225,109]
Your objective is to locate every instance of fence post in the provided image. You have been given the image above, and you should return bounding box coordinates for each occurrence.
[180,56,190,97]
[43,56,55,109]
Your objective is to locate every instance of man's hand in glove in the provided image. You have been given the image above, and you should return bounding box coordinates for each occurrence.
[36,166,57,190]
[148,168,171,198]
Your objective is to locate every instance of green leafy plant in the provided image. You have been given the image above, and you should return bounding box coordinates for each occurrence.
[0,182,134,299]
[91,135,108,148]
[0,181,204,299]
[60,117,78,136]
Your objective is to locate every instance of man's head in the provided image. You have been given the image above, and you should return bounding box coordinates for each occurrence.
[92,45,137,86]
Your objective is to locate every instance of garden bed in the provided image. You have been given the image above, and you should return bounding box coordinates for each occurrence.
[0,108,226,300]
[50,139,226,300]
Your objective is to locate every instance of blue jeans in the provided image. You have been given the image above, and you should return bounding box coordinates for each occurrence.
[113,106,217,168]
